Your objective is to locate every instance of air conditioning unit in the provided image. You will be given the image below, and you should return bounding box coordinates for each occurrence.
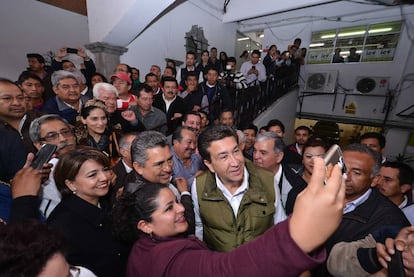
[304,71,338,93]
[354,76,390,95]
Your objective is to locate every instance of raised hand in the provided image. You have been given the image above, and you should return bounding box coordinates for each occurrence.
[289,157,345,253]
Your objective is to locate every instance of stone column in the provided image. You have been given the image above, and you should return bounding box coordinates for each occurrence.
[85,42,128,79]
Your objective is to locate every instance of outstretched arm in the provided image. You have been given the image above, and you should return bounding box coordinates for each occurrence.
[290,157,345,253]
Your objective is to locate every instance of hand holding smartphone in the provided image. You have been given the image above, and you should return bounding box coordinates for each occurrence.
[388,248,405,277]
[66,47,78,54]
[324,144,346,174]
[30,144,57,170]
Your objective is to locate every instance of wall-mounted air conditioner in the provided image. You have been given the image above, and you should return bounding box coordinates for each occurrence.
[304,71,338,93]
[354,76,390,95]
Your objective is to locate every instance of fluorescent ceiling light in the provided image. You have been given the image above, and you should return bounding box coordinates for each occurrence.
[237,37,249,41]
[338,30,366,37]
[368,27,392,34]
[309,43,325,47]
[320,34,335,39]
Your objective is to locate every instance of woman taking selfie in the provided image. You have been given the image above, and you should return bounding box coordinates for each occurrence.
[112,157,345,277]
[48,147,127,277]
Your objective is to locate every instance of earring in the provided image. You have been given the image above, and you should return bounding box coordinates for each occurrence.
[72,190,77,195]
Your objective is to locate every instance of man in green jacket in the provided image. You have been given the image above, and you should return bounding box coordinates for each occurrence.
[191,125,286,252]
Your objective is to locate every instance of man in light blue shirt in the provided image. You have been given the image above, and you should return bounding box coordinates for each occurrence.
[171,126,205,189]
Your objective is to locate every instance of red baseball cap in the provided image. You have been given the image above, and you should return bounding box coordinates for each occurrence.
[110,72,132,84]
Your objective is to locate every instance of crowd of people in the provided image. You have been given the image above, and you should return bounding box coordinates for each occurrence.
[0,44,413,277]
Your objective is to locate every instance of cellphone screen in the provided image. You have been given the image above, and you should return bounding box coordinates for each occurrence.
[66,48,78,54]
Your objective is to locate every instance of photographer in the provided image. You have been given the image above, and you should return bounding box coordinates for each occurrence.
[219,57,248,90]
[51,47,96,87]
[240,49,266,87]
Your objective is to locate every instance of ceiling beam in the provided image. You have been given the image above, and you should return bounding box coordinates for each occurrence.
[37,0,87,16]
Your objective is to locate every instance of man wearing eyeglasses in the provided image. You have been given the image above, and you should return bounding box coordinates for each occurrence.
[0,78,37,154]
[42,70,89,125]
[29,114,77,218]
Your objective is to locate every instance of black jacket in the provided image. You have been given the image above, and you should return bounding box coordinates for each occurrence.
[153,93,187,135]
[313,188,410,277]
[47,195,128,277]
[283,164,308,215]
[199,82,233,121]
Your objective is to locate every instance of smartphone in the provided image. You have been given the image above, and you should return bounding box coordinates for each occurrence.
[388,248,405,277]
[30,144,57,170]
[252,65,256,70]
[66,47,78,54]
[324,144,346,173]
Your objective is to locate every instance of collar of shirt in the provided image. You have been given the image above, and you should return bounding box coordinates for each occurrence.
[80,87,88,96]
[295,143,302,155]
[206,82,216,88]
[62,99,82,112]
[18,114,27,133]
[215,167,249,198]
[162,93,176,106]
[121,159,133,174]
[215,167,249,218]
[343,188,372,214]
[399,195,408,209]
[274,164,282,184]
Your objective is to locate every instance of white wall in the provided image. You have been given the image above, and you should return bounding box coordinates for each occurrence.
[254,89,299,144]
[0,0,89,81]
[87,0,174,46]
[121,1,237,75]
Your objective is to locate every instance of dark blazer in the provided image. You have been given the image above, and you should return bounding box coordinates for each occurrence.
[153,93,187,135]
[283,144,302,171]
[0,127,27,182]
[47,195,128,277]
[109,160,129,206]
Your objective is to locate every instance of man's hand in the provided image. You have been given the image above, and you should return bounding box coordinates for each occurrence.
[247,68,258,75]
[55,47,68,61]
[174,177,189,193]
[172,113,183,120]
[289,158,345,253]
[11,153,44,199]
[121,110,137,123]
[376,226,414,277]
[77,48,89,60]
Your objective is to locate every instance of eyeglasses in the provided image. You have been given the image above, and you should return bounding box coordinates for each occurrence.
[39,128,73,142]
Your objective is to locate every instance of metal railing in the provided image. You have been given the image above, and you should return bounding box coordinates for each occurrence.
[230,66,299,127]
